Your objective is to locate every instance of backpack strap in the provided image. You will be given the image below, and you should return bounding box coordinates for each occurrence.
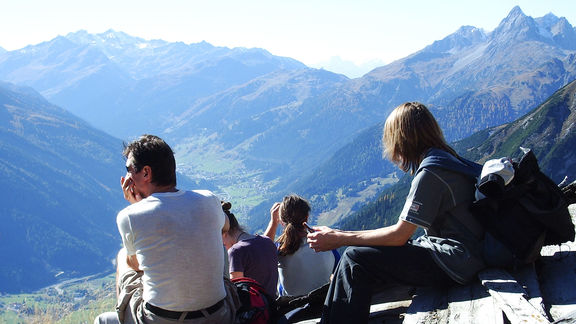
[331,249,341,272]
[419,166,484,241]
[561,180,576,205]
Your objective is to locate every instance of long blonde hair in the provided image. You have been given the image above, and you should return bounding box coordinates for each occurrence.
[276,195,311,257]
[382,102,456,174]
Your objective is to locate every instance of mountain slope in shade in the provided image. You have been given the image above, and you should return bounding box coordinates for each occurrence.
[453,79,576,182]
[0,82,126,293]
[0,82,220,293]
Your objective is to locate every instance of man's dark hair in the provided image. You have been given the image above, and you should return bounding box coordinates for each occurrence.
[123,134,177,187]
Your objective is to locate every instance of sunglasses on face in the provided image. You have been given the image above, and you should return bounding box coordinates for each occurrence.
[125,165,140,174]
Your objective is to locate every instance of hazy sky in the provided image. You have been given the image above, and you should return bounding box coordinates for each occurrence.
[1,0,575,68]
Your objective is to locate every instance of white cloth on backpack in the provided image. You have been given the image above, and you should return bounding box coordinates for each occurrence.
[475,158,515,200]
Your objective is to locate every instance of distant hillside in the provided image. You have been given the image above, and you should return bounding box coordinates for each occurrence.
[339,79,576,231]
[166,68,350,179]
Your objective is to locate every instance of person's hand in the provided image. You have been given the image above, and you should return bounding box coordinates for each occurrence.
[121,175,142,204]
[270,202,281,224]
[264,202,282,240]
[307,226,342,252]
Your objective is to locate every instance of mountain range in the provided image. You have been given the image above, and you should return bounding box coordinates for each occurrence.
[1,6,576,292]
[0,30,306,139]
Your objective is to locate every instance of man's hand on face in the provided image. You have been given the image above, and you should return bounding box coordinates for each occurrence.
[121,175,142,204]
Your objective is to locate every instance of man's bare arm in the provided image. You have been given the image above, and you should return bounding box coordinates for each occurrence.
[307,219,417,252]
[127,254,141,271]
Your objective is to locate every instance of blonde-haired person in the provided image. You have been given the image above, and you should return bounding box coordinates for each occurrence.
[307,102,486,324]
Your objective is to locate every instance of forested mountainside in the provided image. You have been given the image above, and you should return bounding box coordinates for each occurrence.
[339,79,576,231]
[250,122,399,228]
[454,79,576,181]
[0,82,123,292]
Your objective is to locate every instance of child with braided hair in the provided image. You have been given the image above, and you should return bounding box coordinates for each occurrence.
[265,194,338,297]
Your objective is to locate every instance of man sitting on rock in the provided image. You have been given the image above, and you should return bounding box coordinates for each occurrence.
[94,134,238,324]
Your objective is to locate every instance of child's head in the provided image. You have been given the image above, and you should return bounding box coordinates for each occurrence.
[277,194,311,256]
[280,194,311,227]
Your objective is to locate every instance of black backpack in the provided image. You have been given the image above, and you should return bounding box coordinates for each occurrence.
[470,149,575,268]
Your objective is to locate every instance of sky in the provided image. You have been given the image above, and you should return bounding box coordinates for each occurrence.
[1,0,575,77]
